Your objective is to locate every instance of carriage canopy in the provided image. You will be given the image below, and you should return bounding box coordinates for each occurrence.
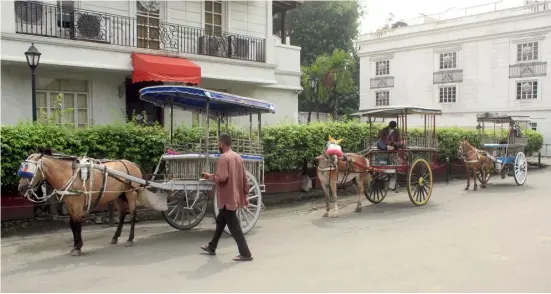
[476,112,531,124]
[351,106,443,118]
[139,85,276,117]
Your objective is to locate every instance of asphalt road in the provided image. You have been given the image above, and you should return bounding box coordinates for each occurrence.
[2,169,551,292]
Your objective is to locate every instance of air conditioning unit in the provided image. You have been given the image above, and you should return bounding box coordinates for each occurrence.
[198,36,227,57]
[72,13,111,43]
[228,35,264,62]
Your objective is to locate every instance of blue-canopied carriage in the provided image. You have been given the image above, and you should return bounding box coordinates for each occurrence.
[139,85,273,235]
[476,112,530,186]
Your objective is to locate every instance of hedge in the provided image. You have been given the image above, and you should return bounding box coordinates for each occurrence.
[1,122,543,191]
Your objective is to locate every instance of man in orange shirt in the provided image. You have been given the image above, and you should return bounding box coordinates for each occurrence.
[200,133,253,261]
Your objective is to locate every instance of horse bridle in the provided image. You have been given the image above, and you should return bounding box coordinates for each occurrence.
[458,142,479,163]
[19,154,49,202]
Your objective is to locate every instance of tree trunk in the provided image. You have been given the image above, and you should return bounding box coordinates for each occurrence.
[332,84,338,121]
[307,111,312,124]
[315,95,320,121]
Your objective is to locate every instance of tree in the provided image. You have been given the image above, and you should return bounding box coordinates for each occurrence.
[274,0,364,66]
[301,49,356,121]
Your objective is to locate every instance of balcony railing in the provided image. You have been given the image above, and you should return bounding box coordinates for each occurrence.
[370,76,395,89]
[14,1,266,63]
[433,69,463,84]
[509,61,547,78]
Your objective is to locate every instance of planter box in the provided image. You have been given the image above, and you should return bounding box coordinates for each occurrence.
[265,171,302,194]
[1,193,35,221]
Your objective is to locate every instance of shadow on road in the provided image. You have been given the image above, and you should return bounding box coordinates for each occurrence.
[3,225,259,279]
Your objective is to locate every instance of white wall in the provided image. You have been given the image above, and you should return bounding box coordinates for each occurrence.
[0,63,126,125]
[359,6,551,149]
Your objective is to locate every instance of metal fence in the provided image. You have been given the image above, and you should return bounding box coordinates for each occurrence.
[14,1,266,62]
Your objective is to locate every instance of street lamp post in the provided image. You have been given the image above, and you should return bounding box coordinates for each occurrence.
[308,76,319,121]
[25,43,42,122]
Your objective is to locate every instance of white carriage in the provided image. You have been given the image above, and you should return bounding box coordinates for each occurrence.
[140,86,274,235]
[476,112,530,186]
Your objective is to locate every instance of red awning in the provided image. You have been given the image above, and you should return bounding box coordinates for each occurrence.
[131,53,201,84]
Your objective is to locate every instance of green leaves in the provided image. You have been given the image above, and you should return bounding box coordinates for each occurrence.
[1,122,544,192]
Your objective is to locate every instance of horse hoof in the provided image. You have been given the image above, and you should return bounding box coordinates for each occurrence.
[109,239,118,245]
[355,207,362,213]
[474,187,478,191]
[464,187,469,191]
[322,212,329,218]
[331,214,338,218]
[125,241,133,247]
[70,249,81,256]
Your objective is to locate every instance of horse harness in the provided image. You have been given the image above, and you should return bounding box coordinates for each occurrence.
[21,153,138,214]
[318,154,367,186]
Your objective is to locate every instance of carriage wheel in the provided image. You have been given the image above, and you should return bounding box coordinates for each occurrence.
[407,159,433,206]
[364,175,388,204]
[476,170,491,184]
[162,190,208,230]
[214,170,262,235]
[514,152,527,186]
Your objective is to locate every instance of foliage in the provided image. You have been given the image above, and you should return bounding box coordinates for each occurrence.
[1,122,544,191]
[274,0,364,66]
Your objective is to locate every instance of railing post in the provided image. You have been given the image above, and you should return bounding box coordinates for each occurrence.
[108,201,114,227]
[538,151,541,166]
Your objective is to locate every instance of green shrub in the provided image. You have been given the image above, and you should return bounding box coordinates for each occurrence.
[1,121,544,191]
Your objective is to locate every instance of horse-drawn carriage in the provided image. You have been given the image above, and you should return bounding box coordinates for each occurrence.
[474,112,530,186]
[141,85,271,235]
[17,85,273,255]
[353,106,442,206]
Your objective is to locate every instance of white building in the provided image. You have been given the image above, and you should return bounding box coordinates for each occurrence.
[358,1,551,154]
[1,0,302,129]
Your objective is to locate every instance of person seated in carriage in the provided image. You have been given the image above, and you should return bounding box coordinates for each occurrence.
[376,121,402,151]
[499,121,522,144]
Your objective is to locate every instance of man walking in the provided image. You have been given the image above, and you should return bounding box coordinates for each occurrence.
[200,133,253,261]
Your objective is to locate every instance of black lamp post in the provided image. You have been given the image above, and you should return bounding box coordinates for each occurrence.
[25,43,42,122]
[308,76,319,121]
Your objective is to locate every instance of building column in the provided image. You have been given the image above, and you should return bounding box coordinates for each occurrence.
[265,1,275,64]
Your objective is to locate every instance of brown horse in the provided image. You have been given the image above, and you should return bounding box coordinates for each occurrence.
[315,136,370,218]
[457,140,494,191]
[17,148,164,256]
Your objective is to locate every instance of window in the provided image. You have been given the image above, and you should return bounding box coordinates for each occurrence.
[516,81,538,100]
[36,78,89,128]
[439,52,457,69]
[517,42,539,62]
[137,1,160,49]
[530,122,538,131]
[375,91,390,106]
[375,60,390,76]
[439,86,457,103]
[205,1,223,36]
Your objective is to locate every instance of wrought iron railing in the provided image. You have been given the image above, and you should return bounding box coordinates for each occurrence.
[433,69,463,84]
[14,1,266,63]
[509,62,547,78]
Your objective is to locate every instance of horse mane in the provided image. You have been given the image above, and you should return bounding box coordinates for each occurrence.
[37,147,54,156]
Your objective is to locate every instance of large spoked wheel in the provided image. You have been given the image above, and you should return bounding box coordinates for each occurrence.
[214,170,262,235]
[162,190,208,230]
[364,174,388,204]
[514,152,528,186]
[407,159,433,206]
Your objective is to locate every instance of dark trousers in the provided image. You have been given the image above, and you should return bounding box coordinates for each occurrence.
[209,207,252,257]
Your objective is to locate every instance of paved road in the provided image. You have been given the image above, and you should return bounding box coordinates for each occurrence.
[2,169,551,292]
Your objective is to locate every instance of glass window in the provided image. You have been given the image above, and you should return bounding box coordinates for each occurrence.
[36,79,90,127]
[205,1,223,36]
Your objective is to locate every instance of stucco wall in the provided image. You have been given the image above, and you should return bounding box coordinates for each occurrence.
[1,64,127,125]
[359,7,551,149]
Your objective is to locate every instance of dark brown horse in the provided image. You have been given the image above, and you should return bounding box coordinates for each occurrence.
[17,148,165,256]
[457,140,493,191]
